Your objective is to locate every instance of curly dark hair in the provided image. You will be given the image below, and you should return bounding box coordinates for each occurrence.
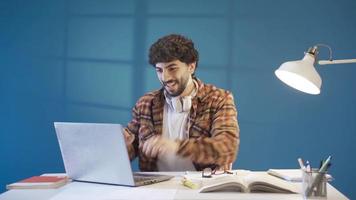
[148,34,199,69]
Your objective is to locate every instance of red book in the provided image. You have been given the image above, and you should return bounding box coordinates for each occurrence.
[6,176,68,189]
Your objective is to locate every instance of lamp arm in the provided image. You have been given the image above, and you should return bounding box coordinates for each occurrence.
[318,59,356,65]
[314,44,333,61]
[313,44,356,65]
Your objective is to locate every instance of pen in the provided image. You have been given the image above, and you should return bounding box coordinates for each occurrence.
[298,158,305,170]
[306,161,311,173]
[318,156,332,173]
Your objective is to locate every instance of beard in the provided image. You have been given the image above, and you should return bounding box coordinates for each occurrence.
[163,75,190,97]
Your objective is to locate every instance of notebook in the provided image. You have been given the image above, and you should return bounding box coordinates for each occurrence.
[54,122,174,186]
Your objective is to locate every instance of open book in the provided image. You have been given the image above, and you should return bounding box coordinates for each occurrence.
[199,171,299,193]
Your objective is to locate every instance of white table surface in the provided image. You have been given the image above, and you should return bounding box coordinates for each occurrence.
[0,172,349,200]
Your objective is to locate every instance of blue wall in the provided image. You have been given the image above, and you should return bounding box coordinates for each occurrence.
[1,0,355,198]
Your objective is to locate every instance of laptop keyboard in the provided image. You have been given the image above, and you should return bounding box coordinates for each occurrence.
[134,175,156,182]
[133,173,174,185]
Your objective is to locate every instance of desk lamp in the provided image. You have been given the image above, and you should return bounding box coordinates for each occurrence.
[275,44,356,95]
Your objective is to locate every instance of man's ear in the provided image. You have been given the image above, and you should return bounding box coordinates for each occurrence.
[188,62,196,74]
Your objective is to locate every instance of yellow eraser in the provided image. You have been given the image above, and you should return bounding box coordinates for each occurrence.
[182,178,199,189]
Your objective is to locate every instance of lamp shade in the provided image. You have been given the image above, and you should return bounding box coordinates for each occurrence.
[275,53,322,95]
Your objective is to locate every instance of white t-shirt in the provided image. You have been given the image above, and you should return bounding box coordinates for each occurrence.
[157,102,195,171]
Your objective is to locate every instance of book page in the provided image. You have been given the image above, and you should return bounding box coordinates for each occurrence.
[243,172,299,193]
[199,175,247,193]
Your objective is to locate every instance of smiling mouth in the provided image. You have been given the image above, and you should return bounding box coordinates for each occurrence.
[164,81,177,88]
[166,82,175,88]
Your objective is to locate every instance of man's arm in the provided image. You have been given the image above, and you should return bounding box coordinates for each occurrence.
[123,104,140,160]
[176,92,239,167]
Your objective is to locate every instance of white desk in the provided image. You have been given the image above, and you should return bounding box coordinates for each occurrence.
[0,172,349,200]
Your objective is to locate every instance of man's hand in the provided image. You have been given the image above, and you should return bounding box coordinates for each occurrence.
[123,130,135,146]
[140,135,179,158]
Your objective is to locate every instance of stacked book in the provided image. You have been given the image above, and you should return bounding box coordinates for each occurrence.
[6,175,68,190]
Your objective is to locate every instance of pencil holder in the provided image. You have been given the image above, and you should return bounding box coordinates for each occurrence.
[302,169,327,198]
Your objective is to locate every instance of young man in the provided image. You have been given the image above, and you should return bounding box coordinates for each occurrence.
[124,34,239,172]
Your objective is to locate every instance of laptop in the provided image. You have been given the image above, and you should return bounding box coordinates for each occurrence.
[54,122,174,186]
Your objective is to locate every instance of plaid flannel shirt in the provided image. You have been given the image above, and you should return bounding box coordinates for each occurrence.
[124,78,239,171]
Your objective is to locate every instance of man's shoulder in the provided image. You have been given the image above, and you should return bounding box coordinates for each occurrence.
[197,81,236,110]
[199,81,233,100]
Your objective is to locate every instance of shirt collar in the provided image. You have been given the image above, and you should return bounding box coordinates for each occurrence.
[193,77,206,102]
[153,77,206,105]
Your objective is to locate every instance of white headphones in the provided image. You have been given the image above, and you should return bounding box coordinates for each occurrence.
[167,96,193,112]
[164,78,197,113]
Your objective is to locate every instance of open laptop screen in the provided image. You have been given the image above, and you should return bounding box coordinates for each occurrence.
[54,122,136,186]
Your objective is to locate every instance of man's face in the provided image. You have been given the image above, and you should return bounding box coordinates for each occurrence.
[155,60,195,97]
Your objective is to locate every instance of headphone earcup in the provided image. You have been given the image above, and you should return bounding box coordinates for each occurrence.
[169,96,191,112]
[181,96,192,112]
[171,98,183,112]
